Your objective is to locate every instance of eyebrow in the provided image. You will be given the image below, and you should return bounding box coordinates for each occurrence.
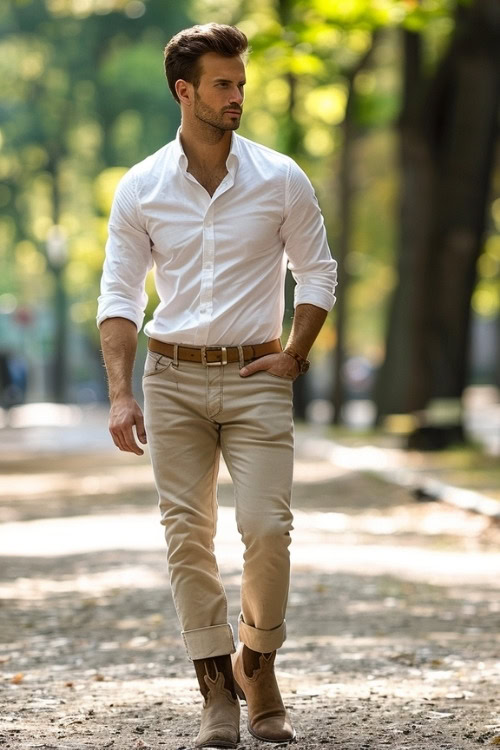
[213,77,246,85]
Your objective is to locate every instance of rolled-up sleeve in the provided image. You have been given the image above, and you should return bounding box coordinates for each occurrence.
[96,168,153,331]
[280,160,337,311]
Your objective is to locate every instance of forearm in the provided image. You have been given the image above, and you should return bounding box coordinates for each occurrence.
[241,303,328,379]
[99,317,138,401]
[285,303,328,359]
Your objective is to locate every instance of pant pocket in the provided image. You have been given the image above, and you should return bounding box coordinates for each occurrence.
[143,351,173,377]
[260,370,295,382]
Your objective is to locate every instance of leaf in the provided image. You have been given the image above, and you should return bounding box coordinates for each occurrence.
[430,658,443,667]
[11,672,24,684]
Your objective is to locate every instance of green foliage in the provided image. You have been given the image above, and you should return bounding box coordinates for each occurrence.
[0,0,190,337]
[0,0,470,382]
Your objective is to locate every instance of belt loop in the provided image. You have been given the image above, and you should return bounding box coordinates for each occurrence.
[173,343,179,367]
[237,345,245,369]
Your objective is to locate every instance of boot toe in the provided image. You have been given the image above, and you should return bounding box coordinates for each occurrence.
[195,725,240,748]
[250,715,296,743]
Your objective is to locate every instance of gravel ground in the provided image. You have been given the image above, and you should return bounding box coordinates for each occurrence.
[1,435,500,750]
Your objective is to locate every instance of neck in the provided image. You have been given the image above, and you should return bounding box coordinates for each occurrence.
[179,116,233,171]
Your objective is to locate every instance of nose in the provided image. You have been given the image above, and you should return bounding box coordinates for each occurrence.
[230,86,244,105]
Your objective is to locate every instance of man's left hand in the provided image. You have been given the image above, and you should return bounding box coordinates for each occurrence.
[239,352,299,380]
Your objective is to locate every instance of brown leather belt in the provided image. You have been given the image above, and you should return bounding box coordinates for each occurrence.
[148,337,282,366]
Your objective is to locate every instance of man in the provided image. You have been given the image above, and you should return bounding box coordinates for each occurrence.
[97,23,337,749]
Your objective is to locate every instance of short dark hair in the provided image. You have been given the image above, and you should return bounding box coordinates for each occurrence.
[164,23,248,103]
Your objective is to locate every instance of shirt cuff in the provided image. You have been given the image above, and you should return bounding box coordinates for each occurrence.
[96,300,145,331]
[294,285,336,312]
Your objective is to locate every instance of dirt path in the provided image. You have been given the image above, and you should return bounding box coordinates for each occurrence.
[1,434,500,749]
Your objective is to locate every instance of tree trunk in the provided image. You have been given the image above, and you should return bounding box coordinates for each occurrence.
[416,0,500,408]
[375,0,500,446]
[332,33,379,424]
[374,29,431,419]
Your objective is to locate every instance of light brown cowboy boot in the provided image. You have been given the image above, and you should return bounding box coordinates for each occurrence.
[194,665,240,749]
[232,644,296,743]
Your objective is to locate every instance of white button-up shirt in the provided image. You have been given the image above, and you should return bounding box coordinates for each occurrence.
[97,130,337,346]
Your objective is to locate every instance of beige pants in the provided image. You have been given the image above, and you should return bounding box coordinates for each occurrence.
[142,348,294,661]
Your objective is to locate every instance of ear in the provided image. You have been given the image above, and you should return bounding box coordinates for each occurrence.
[176,79,192,106]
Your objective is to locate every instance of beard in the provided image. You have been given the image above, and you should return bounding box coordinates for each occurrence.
[194,90,241,132]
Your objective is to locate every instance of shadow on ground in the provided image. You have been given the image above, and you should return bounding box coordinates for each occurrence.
[1,449,499,749]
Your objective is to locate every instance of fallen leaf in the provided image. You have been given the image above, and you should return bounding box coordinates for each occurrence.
[93,673,105,681]
[490,738,500,745]
[314,583,328,593]
[149,614,164,625]
[11,672,24,684]
[64,681,74,688]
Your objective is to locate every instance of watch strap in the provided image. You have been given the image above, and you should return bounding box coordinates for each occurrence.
[283,348,310,374]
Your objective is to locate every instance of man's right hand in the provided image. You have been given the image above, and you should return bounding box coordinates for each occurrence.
[109,395,147,455]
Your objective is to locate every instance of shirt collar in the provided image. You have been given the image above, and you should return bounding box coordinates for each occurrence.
[174,127,240,175]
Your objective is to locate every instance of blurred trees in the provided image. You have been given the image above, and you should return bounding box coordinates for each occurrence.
[232,0,500,436]
[375,0,500,446]
[0,0,499,434]
[0,0,190,399]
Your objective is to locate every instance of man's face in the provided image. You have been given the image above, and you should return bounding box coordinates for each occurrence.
[193,52,246,132]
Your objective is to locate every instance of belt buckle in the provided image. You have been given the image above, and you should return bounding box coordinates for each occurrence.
[201,346,227,366]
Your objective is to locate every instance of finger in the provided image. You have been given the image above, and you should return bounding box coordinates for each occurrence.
[135,414,147,444]
[114,423,143,455]
[110,424,130,452]
[121,425,144,455]
[239,355,273,377]
[109,421,125,451]
[111,430,129,453]
[239,361,262,377]
[109,429,125,452]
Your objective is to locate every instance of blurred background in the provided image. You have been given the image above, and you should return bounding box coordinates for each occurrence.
[1,0,499,452]
[2,5,500,743]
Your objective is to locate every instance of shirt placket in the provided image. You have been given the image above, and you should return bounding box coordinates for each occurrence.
[196,172,235,344]
[197,204,215,343]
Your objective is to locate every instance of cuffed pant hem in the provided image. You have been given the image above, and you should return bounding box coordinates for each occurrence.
[181,623,236,661]
[238,613,286,652]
